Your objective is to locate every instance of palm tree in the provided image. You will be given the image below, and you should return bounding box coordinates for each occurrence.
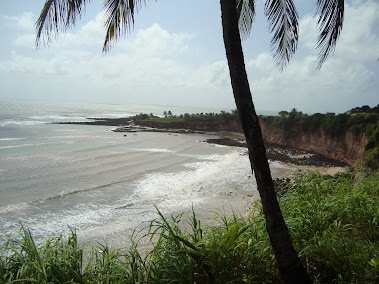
[36,0,344,282]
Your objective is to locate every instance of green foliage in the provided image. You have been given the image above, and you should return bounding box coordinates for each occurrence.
[144,206,276,283]
[323,113,349,138]
[281,170,379,283]
[1,170,378,283]
[364,124,379,169]
[146,117,185,124]
[1,225,83,283]
[348,113,379,135]
[264,107,378,138]
[133,110,240,131]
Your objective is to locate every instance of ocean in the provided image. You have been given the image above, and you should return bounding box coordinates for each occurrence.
[0,100,295,248]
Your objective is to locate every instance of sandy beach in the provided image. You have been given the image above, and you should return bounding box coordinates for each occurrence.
[117,130,349,255]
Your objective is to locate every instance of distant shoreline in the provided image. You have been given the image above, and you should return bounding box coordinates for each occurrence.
[56,118,348,170]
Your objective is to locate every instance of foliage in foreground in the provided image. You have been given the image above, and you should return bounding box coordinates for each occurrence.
[1,169,378,283]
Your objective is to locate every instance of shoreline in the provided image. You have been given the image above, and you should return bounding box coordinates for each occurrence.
[48,120,346,253]
[56,119,348,172]
[205,137,347,168]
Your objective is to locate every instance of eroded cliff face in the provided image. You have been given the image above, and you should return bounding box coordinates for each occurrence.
[259,118,368,165]
[196,118,367,164]
[215,120,243,132]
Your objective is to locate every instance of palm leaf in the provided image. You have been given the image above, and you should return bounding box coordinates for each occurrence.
[315,0,344,68]
[103,0,148,52]
[237,0,256,40]
[35,0,90,47]
[265,0,299,70]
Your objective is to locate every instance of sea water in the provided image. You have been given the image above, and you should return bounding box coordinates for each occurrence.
[0,100,295,248]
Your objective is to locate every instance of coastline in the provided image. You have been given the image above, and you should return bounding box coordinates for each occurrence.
[56,119,348,171]
[55,119,348,234]
[27,119,347,255]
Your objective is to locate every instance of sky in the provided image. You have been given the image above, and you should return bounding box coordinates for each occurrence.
[0,0,378,114]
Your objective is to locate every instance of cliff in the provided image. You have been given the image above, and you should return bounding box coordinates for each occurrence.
[137,117,368,165]
[210,118,367,165]
[259,118,368,165]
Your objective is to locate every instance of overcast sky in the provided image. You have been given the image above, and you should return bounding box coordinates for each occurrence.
[0,0,378,114]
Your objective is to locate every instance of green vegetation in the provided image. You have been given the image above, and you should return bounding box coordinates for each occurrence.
[262,106,379,139]
[364,124,379,169]
[0,225,83,283]
[132,110,240,131]
[147,117,186,124]
[1,169,378,283]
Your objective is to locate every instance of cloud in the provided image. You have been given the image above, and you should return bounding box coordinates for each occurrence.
[299,0,379,62]
[79,12,107,46]
[246,1,378,113]
[3,12,35,31]
[2,12,37,49]
[0,1,376,111]
[335,0,379,61]
[122,23,195,58]
[14,33,35,47]
[194,60,231,88]
[247,52,275,71]
[0,19,230,104]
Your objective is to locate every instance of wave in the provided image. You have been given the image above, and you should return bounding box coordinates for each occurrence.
[100,113,132,118]
[31,115,86,121]
[129,148,175,153]
[0,141,55,150]
[0,143,35,149]
[135,152,241,198]
[0,120,46,127]
[0,179,132,216]
[0,114,88,128]
[0,153,58,162]
[0,138,25,141]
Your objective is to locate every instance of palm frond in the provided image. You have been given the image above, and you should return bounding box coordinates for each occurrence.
[264,0,299,70]
[315,0,344,68]
[237,0,256,40]
[103,0,147,53]
[35,0,90,48]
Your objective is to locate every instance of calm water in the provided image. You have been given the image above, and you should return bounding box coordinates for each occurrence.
[0,100,292,247]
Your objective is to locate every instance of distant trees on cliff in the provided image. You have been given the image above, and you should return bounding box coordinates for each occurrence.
[262,105,379,169]
[159,110,240,123]
[263,105,379,139]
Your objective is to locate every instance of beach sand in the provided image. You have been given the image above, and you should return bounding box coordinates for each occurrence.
[69,126,348,255]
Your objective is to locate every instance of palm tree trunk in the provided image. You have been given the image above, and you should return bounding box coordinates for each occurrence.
[219,1,311,283]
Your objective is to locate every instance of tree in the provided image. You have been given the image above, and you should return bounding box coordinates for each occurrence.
[36,0,344,282]
[279,110,289,117]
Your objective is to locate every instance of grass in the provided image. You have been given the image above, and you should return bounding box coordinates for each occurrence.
[1,169,378,283]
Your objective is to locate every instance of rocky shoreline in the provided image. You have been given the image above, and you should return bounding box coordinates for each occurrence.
[205,137,347,168]
[56,119,348,169]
